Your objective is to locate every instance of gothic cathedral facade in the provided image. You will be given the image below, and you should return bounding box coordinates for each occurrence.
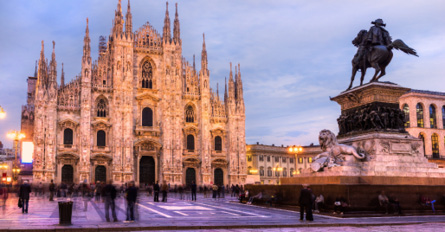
[23,0,246,186]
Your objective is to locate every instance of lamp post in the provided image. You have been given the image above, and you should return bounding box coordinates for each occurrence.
[0,106,6,119]
[272,165,283,184]
[7,130,25,184]
[288,145,303,176]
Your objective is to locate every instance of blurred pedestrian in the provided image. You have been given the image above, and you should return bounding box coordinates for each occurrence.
[125,181,138,222]
[299,184,313,221]
[161,180,168,202]
[102,180,118,222]
[212,184,218,200]
[19,180,31,214]
[49,180,55,201]
[153,181,160,202]
[1,185,8,210]
[191,181,197,201]
[81,180,90,211]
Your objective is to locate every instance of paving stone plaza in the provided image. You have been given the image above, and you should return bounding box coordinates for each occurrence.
[0,193,444,231]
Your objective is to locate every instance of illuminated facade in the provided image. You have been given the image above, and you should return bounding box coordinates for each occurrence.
[21,0,246,185]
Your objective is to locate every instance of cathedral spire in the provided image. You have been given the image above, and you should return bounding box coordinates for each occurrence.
[193,54,196,72]
[125,0,133,36]
[83,18,91,63]
[113,0,124,36]
[228,62,235,100]
[60,63,65,87]
[50,41,57,82]
[173,3,181,44]
[236,63,243,101]
[34,60,38,77]
[163,2,171,43]
[224,77,228,101]
[201,33,208,73]
[217,83,219,99]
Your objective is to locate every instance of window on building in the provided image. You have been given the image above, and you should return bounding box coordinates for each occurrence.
[185,105,194,123]
[97,99,107,117]
[275,170,280,177]
[63,128,73,145]
[259,155,264,161]
[142,107,153,126]
[187,135,195,151]
[275,157,279,162]
[247,156,252,162]
[430,105,437,128]
[416,103,424,128]
[403,104,410,127]
[141,61,153,89]
[267,167,272,177]
[260,167,264,176]
[290,168,294,177]
[308,157,313,163]
[97,130,106,147]
[215,136,222,151]
[290,158,294,163]
[282,157,286,163]
[442,106,445,129]
[419,133,426,156]
[298,157,303,164]
[283,168,287,177]
[432,133,439,158]
[267,156,271,162]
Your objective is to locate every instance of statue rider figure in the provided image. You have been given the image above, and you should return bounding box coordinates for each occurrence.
[352,19,392,68]
[367,19,392,47]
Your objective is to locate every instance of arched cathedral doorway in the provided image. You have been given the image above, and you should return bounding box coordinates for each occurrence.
[186,168,196,186]
[95,165,106,183]
[214,168,224,186]
[61,165,73,184]
[140,156,155,185]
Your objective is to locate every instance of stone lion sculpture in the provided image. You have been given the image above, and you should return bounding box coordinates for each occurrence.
[311,129,366,172]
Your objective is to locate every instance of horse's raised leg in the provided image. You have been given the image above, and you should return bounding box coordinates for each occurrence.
[370,62,381,82]
[375,65,387,82]
[347,66,358,90]
[360,67,366,86]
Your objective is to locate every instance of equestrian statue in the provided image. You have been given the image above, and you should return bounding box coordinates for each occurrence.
[347,19,418,90]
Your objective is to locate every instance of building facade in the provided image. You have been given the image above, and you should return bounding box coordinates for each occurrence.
[399,89,445,167]
[246,144,321,184]
[21,0,246,186]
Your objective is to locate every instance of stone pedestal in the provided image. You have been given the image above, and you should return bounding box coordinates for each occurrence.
[286,82,445,185]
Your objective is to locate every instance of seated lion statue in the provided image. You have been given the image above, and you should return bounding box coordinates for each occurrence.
[311,129,365,172]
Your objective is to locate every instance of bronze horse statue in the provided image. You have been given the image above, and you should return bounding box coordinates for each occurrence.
[347,30,418,90]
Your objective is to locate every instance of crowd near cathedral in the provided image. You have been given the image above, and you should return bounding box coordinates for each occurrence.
[20,0,246,186]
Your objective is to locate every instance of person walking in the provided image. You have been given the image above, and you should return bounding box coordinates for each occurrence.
[125,181,138,222]
[153,181,160,202]
[19,180,32,214]
[299,184,313,221]
[1,184,8,210]
[49,180,55,201]
[102,180,118,222]
[191,181,197,201]
[212,184,218,200]
[161,180,168,202]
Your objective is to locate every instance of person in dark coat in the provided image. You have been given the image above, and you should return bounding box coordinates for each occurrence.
[49,179,55,201]
[102,180,118,222]
[298,184,313,221]
[153,181,160,202]
[19,180,32,214]
[125,181,138,221]
[191,181,197,201]
[161,180,168,202]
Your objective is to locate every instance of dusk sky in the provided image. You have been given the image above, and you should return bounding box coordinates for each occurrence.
[1,0,444,148]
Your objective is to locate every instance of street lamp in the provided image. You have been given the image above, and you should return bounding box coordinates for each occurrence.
[288,145,303,176]
[0,106,5,119]
[7,130,25,183]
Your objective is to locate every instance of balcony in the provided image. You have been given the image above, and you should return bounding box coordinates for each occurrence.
[92,146,111,153]
[57,144,78,152]
[134,126,161,137]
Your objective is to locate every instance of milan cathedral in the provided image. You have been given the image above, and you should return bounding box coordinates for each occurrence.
[21,0,246,186]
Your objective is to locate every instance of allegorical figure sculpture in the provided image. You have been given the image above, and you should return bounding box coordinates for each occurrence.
[311,130,366,172]
[347,19,418,90]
